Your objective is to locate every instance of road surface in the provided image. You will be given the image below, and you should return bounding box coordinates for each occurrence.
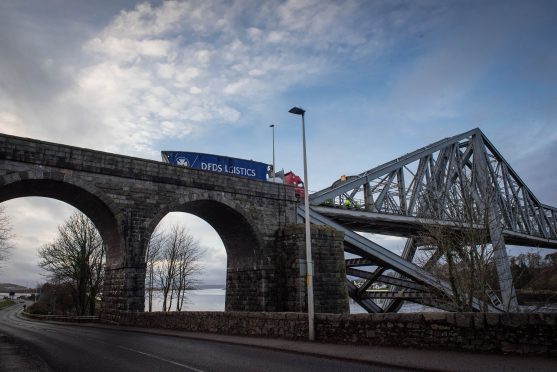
[0,303,400,372]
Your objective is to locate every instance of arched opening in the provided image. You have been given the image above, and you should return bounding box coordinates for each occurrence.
[146,199,262,312]
[0,196,105,315]
[0,178,125,316]
[145,212,226,312]
[0,179,123,263]
[0,197,75,287]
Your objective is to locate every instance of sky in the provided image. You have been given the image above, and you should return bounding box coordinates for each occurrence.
[0,0,556,287]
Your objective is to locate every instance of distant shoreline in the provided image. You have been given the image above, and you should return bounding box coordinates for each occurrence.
[145,284,225,291]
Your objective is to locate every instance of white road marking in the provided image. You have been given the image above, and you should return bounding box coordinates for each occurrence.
[117,345,206,372]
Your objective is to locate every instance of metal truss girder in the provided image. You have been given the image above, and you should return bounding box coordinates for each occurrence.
[397,167,407,214]
[311,127,557,244]
[375,171,396,211]
[307,209,494,312]
[473,134,519,312]
[501,230,557,249]
[345,258,375,267]
[346,280,383,313]
[505,170,532,233]
[401,237,418,261]
[407,156,428,215]
[307,127,557,313]
[482,134,557,239]
[347,267,427,291]
[313,206,557,249]
[382,237,417,312]
[500,163,518,230]
[362,291,435,300]
[309,128,483,205]
[423,249,444,271]
[356,267,386,296]
[362,292,455,312]
[300,206,455,295]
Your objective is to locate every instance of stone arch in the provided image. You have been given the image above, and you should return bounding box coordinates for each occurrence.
[146,195,266,311]
[0,171,124,264]
[146,197,262,262]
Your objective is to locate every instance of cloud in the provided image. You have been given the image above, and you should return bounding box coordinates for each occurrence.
[0,198,76,285]
[0,0,412,157]
[2,0,556,290]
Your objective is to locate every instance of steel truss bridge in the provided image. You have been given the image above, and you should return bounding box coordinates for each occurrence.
[301,128,557,313]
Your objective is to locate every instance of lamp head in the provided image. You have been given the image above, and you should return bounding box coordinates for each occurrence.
[288,107,305,116]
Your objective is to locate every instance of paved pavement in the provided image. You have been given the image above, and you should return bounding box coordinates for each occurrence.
[2,302,556,371]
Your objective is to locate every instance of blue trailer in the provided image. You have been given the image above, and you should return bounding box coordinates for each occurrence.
[161,151,269,181]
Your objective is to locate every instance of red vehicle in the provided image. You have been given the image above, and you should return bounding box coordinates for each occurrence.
[283,171,304,199]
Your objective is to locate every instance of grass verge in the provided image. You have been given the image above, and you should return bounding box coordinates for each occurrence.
[0,299,16,310]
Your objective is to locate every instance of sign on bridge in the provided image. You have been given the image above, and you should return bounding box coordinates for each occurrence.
[161,151,269,181]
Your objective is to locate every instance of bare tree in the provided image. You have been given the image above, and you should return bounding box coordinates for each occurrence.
[145,228,163,312]
[0,205,13,270]
[38,212,105,315]
[417,170,498,312]
[156,225,181,312]
[173,231,204,311]
[155,225,204,312]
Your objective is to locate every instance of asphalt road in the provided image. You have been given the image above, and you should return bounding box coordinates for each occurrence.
[0,303,402,372]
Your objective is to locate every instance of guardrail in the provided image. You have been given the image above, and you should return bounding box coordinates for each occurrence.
[22,312,99,323]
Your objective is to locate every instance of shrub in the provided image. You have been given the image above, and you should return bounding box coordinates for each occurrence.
[26,301,51,315]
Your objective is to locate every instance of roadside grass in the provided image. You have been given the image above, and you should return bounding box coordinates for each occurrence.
[0,299,16,310]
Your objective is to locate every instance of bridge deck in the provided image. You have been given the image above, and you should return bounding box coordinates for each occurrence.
[313,206,557,249]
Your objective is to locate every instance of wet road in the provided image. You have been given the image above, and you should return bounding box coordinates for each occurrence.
[0,303,402,372]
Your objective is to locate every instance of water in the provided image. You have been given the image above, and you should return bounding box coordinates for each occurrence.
[145,290,443,313]
[349,300,443,314]
[146,289,225,312]
[6,290,555,314]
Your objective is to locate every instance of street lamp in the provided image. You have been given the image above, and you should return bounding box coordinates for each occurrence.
[269,124,276,179]
[288,106,315,341]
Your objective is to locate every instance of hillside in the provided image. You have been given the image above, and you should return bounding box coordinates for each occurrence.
[525,266,557,291]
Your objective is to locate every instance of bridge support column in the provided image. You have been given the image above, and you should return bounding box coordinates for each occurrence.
[225,257,281,312]
[474,135,519,312]
[101,264,146,321]
[277,224,349,314]
[488,222,519,312]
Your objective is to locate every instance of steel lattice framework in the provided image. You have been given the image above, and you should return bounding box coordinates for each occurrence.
[302,128,557,313]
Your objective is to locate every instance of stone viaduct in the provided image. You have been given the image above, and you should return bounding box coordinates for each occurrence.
[0,133,348,320]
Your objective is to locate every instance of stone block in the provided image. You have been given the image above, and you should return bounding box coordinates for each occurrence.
[485,313,500,327]
[500,313,528,328]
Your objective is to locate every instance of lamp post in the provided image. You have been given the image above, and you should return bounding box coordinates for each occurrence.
[288,106,315,341]
[269,124,276,179]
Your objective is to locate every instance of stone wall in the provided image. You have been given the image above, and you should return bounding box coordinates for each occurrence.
[316,312,557,354]
[117,311,557,355]
[120,311,309,339]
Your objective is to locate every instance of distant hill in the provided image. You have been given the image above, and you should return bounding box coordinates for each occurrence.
[0,283,28,292]
[2,283,224,292]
